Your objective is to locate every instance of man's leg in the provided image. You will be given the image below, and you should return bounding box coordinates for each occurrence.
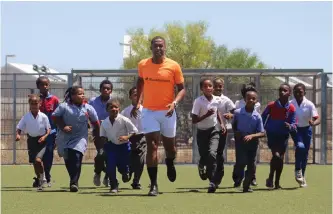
[146,132,160,196]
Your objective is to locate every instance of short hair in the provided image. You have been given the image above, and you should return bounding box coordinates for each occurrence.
[213,77,224,85]
[200,78,213,89]
[293,83,306,91]
[28,94,40,103]
[99,79,113,92]
[279,82,291,91]
[106,98,120,110]
[241,83,257,98]
[64,86,83,103]
[36,76,50,88]
[151,36,165,45]
[129,86,137,97]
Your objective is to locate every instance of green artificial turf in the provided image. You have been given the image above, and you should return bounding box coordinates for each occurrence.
[1,164,332,214]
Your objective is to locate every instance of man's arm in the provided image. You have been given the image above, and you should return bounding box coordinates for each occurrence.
[174,83,186,104]
[136,77,144,107]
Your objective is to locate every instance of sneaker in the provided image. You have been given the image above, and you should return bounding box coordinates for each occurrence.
[110,182,119,193]
[122,173,131,183]
[47,182,52,188]
[32,177,39,188]
[103,176,109,187]
[266,178,274,188]
[300,177,308,188]
[198,164,208,180]
[207,182,217,193]
[295,170,303,185]
[251,179,258,186]
[93,173,101,186]
[148,184,158,196]
[131,183,142,190]
[165,158,176,182]
[37,179,43,191]
[70,184,79,192]
[243,187,253,193]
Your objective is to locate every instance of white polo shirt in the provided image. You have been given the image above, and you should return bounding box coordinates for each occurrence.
[192,95,232,130]
[290,97,319,127]
[219,94,236,126]
[121,104,143,134]
[235,99,261,113]
[100,114,138,145]
[17,111,51,137]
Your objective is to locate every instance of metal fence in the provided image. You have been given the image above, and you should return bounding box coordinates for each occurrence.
[1,70,331,165]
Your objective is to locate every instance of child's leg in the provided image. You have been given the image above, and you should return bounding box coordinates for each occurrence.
[243,143,258,190]
[43,134,56,183]
[196,129,210,180]
[105,143,118,186]
[213,130,227,186]
[299,127,312,177]
[234,140,247,185]
[274,140,288,187]
[206,127,220,182]
[64,148,83,187]
[117,142,131,183]
[131,137,146,185]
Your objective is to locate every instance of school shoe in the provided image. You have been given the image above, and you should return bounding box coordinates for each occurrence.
[198,164,208,180]
[266,178,274,188]
[251,179,258,186]
[131,182,142,190]
[300,177,308,188]
[243,187,253,193]
[148,184,158,196]
[37,179,44,191]
[234,180,242,188]
[103,176,109,187]
[274,182,282,190]
[207,182,217,193]
[122,172,131,183]
[93,173,101,186]
[32,177,39,188]
[165,158,176,182]
[110,182,119,193]
[70,184,79,192]
[295,170,303,185]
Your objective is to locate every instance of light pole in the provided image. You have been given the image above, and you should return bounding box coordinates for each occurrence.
[119,42,132,58]
[5,54,16,81]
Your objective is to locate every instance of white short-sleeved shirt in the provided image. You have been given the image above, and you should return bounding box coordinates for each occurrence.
[290,97,319,127]
[235,99,261,113]
[192,95,227,130]
[121,104,143,133]
[100,114,138,145]
[219,94,236,126]
[17,111,51,137]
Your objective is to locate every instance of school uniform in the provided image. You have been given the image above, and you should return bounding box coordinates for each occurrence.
[192,95,227,187]
[121,104,147,187]
[52,102,99,188]
[100,114,138,189]
[39,92,59,183]
[290,97,318,177]
[17,111,51,163]
[232,107,264,190]
[262,100,297,152]
[88,96,112,183]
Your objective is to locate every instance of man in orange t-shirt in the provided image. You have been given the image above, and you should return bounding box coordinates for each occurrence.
[131,36,186,196]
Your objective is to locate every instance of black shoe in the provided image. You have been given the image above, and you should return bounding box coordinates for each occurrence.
[274,182,282,190]
[166,158,176,182]
[243,187,253,193]
[110,181,119,193]
[148,184,158,196]
[32,177,39,188]
[131,183,142,190]
[208,183,217,193]
[198,164,208,180]
[122,173,131,183]
[266,178,274,188]
[234,180,242,188]
[70,184,79,192]
[251,179,258,186]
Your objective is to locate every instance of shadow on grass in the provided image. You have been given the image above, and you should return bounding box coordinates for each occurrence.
[1,189,67,192]
[99,192,163,197]
[176,186,234,190]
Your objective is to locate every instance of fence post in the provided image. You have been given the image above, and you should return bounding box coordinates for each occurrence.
[312,75,316,164]
[68,72,73,87]
[12,74,17,165]
[192,76,200,164]
[320,73,327,164]
[285,76,290,164]
[255,75,261,164]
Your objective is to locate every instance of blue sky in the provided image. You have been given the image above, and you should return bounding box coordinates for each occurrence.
[1,1,332,73]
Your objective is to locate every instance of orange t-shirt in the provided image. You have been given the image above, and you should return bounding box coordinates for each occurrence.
[138,57,184,111]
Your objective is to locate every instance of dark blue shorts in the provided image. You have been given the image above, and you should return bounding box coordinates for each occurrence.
[267,133,289,153]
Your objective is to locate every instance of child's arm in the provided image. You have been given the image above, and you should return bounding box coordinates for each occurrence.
[285,105,297,133]
[261,104,271,128]
[38,116,51,143]
[309,102,320,126]
[120,119,139,142]
[52,104,72,132]
[191,98,214,124]
[15,129,22,141]
[87,105,101,149]
[98,124,108,154]
[16,116,26,141]
[244,115,265,142]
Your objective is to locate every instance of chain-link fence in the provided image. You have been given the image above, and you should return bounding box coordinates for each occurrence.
[1,70,331,165]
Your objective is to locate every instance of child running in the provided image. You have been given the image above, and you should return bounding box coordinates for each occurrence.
[191,78,227,193]
[89,79,113,187]
[36,76,59,187]
[121,87,147,190]
[100,99,138,193]
[52,86,100,192]
[262,83,297,189]
[290,83,320,187]
[16,94,51,191]
[232,86,265,192]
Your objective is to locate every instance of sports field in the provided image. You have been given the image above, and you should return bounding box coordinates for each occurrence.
[1,164,331,214]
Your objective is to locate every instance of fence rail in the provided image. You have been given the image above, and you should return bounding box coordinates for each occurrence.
[1,70,331,165]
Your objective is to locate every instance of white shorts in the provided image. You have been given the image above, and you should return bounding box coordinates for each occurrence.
[141,108,177,138]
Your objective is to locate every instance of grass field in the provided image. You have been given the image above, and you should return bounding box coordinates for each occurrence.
[1,164,332,214]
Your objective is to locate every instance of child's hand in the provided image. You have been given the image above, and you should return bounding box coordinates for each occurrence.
[309,120,315,126]
[223,113,233,120]
[285,122,291,129]
[206,109,215,117]
[220,125,227,135]
[15,134,20,141]
[38,136,46,144]
[118,136,129,142]
[63,126,72,133]
[243,135,253,143]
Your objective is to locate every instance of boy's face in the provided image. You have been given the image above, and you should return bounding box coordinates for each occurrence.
[101,84,112,97]
[29,99,40,113]
[245,91,257,108]
[201,80,214,97]
[213,80,224,96]
[107,102,120,118]
[293,86,305,101]
[38,79,50,94]
[130,89,138,104]
[279,85,291,100]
